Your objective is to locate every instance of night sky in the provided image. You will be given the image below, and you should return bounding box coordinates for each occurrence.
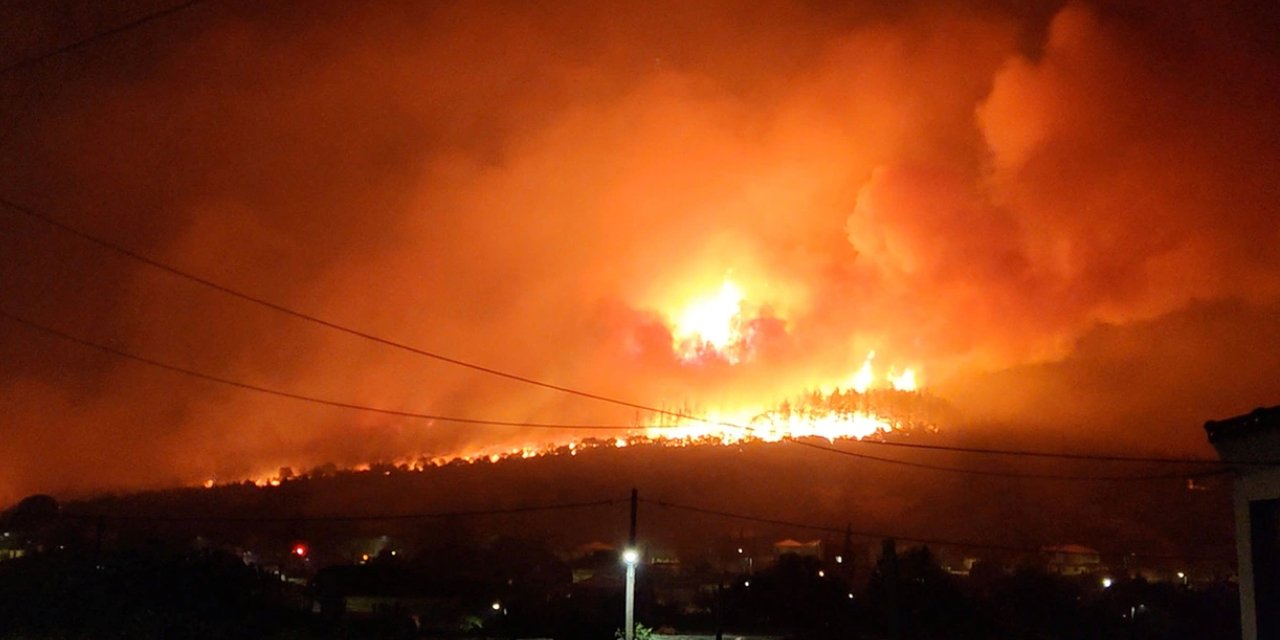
[1,0,1278,503]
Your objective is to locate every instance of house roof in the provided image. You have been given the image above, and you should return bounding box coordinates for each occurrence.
[774,539,821,548]
[1204,405,1280,443]
[1042,544,1099,556]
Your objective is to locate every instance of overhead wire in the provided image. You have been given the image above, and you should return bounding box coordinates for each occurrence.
[784,439,1231,481]
[0,196,706,422]
[0,198,1251,478]
[0,308,637,432]
[62,496,623,523]
[0,0,1238,475]
[641,497,1235,563]
[57,494,1232,564]
[1,306,1234,482]
[842,437,1228,465]
[0,1,206,76]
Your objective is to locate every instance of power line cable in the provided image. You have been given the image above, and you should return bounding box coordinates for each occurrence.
[844,437,1225,465]
[785,440,1233,481]
[2,307,1233,481]
[0,1,205,76]
[0,0,1247,478]
[0,308,640,432]
[62,496,623,523]
[642,497,1234,563]
[0,198,1250,474]
[0,196,707,422]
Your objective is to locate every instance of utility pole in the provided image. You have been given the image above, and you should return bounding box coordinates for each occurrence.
[714,572,725,640]
[624,488,639,640]
[882,538,901,640]
[630,487,638,548]
[94,516,105,556]
[842,524,853,580]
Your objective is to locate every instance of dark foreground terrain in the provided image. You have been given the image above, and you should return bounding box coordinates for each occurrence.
[0,440,1240,639]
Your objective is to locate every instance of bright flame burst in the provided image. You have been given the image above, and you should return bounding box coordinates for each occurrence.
[829,351,918,394]
[652,279,922,442]
[642,351,923,443]
[670,280,747,362]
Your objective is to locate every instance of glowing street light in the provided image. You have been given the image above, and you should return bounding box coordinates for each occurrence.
[491,602,502,611]
[1102,577,1113,589]
[623,547,639,640]
[623,488,640,640]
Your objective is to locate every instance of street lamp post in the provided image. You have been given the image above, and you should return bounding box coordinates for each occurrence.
[624,488,639,640]
[623,547,639,640]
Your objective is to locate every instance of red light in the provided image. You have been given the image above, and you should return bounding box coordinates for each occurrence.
[292,544,308,558]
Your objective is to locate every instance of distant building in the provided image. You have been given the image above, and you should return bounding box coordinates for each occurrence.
[773,539,823,559]
[312,564,488,632]
[0,536,24,562]
[1206,405,1280,640]
[1041,544,1102,576]
[565,541,618,584]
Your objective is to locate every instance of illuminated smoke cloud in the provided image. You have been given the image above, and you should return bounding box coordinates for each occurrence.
[0,0,1277,501]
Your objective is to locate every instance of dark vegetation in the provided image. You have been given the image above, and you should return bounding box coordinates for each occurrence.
[0,442,1240,639]
[0,538,1240,640]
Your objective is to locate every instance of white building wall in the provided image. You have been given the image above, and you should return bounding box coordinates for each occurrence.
[1234,468,1280,640]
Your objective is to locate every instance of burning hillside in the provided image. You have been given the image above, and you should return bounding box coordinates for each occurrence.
[231,272,949,487]
[233,384,947,488]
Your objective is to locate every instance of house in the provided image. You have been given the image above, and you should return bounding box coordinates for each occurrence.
[1041,544,1102,576]
[565,541,619,584]
[0,533,25,562]
[1205,405,1280,640]
[773,539,823,559]
[311,563,493,633]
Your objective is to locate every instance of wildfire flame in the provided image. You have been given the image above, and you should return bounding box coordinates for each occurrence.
[889,368,917,392]
[227,279,934,488]
[238,379,934,488]
[669,279,748,363]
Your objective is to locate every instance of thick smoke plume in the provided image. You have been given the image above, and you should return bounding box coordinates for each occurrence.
[1,0,1278,502]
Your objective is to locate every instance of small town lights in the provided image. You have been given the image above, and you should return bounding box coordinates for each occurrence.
[291,543,308,558]
[491,602,502,611]
[817,570,825,578]
[1101,577,1113,588]
[835,555,843,564]
[622,548,640,565]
